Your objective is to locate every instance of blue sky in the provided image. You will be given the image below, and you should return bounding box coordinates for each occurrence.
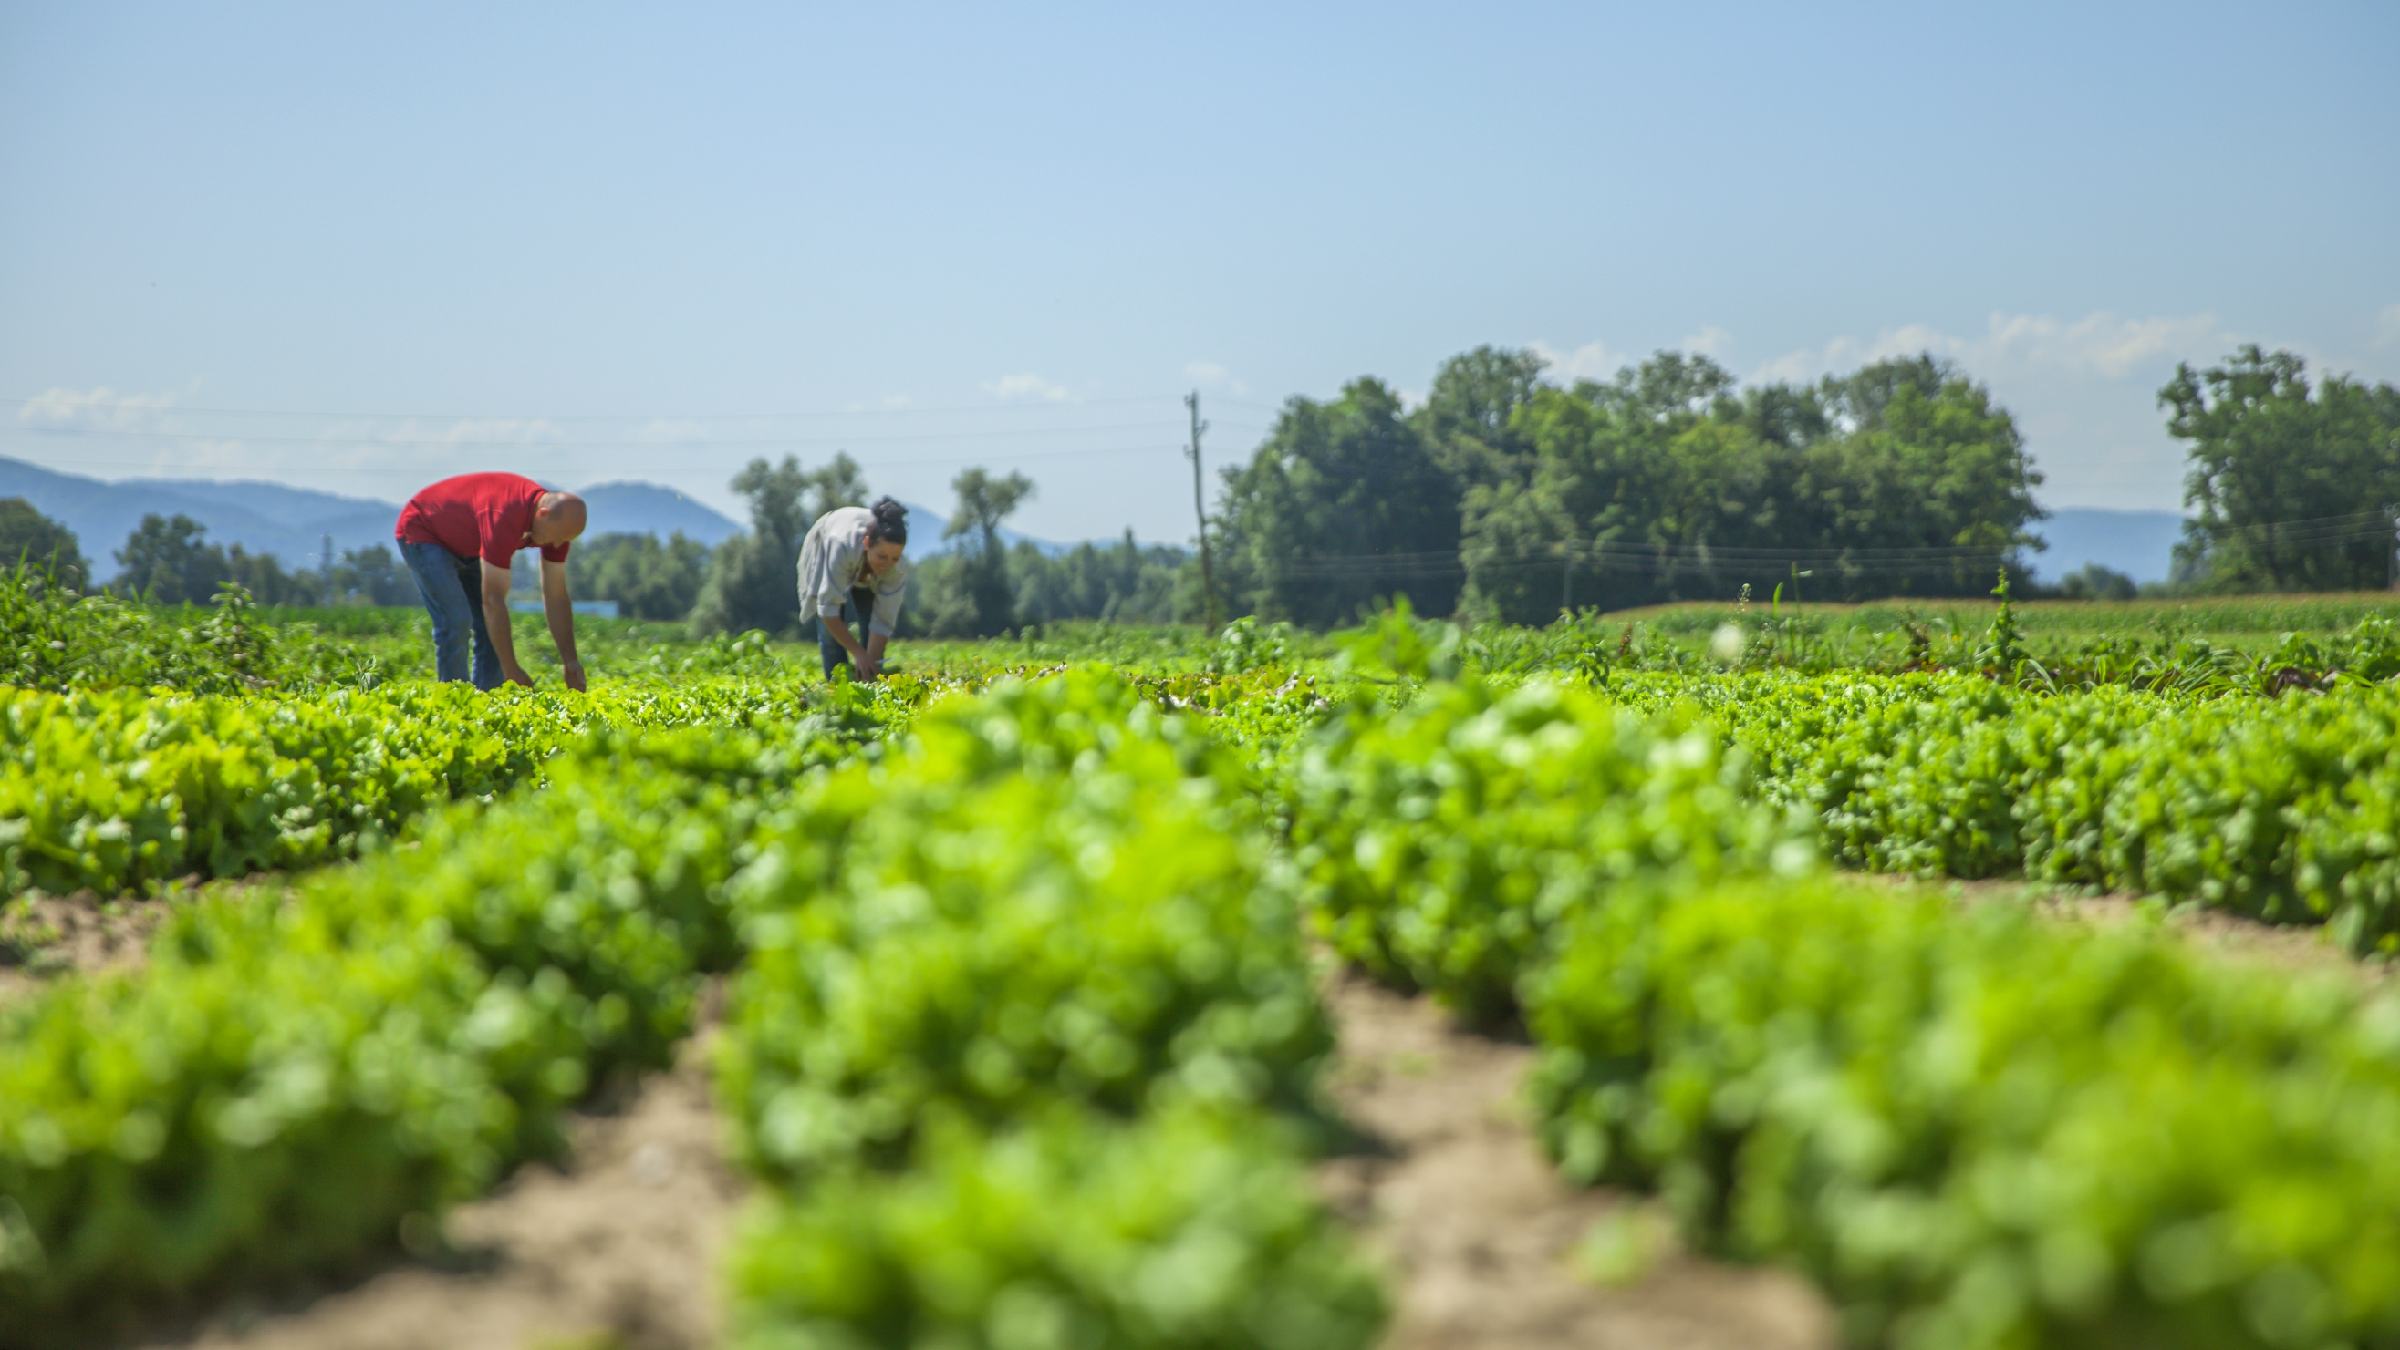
[3,0,2395,543]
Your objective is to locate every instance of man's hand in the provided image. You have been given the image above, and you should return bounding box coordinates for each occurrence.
[502,661,534,688]
[854,654,880,682]
[562,659,587,693]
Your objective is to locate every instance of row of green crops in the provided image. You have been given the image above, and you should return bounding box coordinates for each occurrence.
[1289,676,1809,1024]
[0,676,919,897]
[1283,671,2400,1349]
[1592,671,2400,950]
[0,674,1386,1349]
[13,650,2400,1346]
[1527,876,2400,1350]
[0,721,855,1343]
[0,573,387,696]
[716,673,1385,1347]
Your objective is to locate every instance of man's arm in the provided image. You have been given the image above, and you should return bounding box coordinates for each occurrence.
[480,560,533,686]
[541,558,585,692]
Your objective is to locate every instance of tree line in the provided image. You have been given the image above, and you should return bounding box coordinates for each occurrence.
[1212,342,2394,623]
[0,448,1188,638]
[0,504,421,606]
[678,453,1189,638]
[5,342,2391,631]
[1214,347,2048,626]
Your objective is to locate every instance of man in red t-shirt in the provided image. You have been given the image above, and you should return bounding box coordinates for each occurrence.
[394,472,590,690]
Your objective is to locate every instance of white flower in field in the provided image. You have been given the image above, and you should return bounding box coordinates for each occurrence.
[1711,622,1746,666]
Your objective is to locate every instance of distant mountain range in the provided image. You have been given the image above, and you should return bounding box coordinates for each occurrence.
[2,455,2181,586]
[0,457,1075,578]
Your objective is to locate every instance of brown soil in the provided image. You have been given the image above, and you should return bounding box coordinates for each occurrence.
[152,989,742,1350]
[0,890,177,1003]
[0,874,299,1006]
[1879,874,2399,986]
[1313,965,1836,1350]
[36,868,2377,1350]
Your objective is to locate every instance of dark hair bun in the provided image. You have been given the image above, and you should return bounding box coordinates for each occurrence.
[868,496,909,546]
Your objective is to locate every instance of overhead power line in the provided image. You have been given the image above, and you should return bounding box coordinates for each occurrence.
[0,392,1189,423]
[3,418,1183,452]
[0,440,1189,476]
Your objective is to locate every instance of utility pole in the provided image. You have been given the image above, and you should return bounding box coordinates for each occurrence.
[321,532,335,607]
[1559,540,1574,615]
[1186,390,1221,630]
[2388,503,2398,593]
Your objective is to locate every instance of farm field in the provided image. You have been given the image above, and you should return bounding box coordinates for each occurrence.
[5,575,2400,1349]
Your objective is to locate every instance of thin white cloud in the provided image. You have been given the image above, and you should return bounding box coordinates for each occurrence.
[1752,326,1950,384]
[981,373,1070,402]
[628,418,709,444]
[1984,312,2225,378]
[1734,311,2283,514]
[1184,360,1250,396]
[1751,311,2228,385]
[2377,304,2400,350]
[17,385,185,431]
[410,417,564,447]
[1527,339,1625,384]
[1680,325,1733,359]
[147,438,257,476]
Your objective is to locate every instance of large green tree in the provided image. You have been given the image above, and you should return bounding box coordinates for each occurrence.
[1808,355,2047,596]
[692,453,873,636]
[0,498,87,589]
[577,531,711,621]
[223,544,310,605]
[931,467,1034,637]
[1418,345,1548,481]
[329,544,416,606]
[1007,531,1190,627]
[1455,383,1606,622]
[114,513,231,605]
[1216,378,1462,626]
[1441,351,2044,621]
[2165,346,2400,591]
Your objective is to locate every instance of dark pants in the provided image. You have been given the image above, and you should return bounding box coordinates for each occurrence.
[817,584,878,679]
[400,539,503,689]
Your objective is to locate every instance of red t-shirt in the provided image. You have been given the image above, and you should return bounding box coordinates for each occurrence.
[394,473,572,567]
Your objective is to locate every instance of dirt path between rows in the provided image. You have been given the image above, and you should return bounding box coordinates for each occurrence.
[1884,874,2399,987]
[33,870,2385,1350]
[150,991,742,1350]
[1,889,186,1004]
[1312,966,1836,1350]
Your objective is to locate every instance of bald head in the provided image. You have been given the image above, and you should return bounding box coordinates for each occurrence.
[533,490,587,547]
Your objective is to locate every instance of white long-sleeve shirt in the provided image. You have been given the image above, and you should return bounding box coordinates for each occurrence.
[795,506,909,638]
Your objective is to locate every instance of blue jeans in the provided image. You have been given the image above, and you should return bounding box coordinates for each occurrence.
[400,539,502,689]
[816,585,878,679]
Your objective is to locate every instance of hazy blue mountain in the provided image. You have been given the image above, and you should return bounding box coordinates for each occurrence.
[140,477,396,530]
[576,481,742,546]
[0,456,349,575]
[2025,507,2187,585]
[0,453,2193,587]
[0,457,777,577]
